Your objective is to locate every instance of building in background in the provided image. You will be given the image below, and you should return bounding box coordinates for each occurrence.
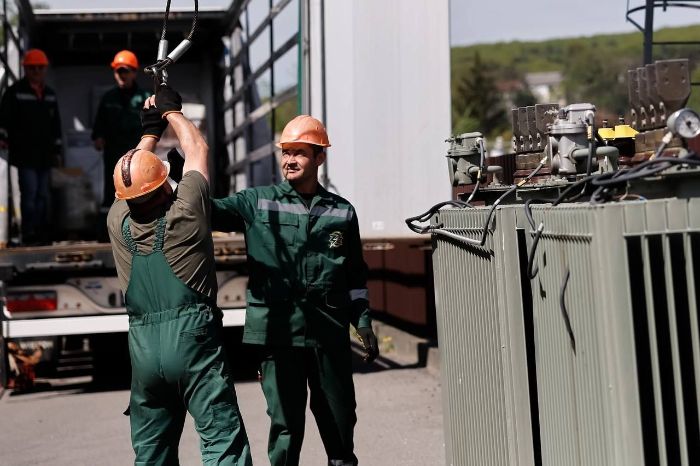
[525,71,564,105]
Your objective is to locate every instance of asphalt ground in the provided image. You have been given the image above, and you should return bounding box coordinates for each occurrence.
[0,347,444,466]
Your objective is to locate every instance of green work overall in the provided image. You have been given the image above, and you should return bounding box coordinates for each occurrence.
[212,181,371,466]
[123,216,251,466]
[259,344,358,466]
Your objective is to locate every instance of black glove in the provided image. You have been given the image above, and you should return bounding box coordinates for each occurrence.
[167,148,184,183]
[141,105,169,140]
[154,84,182,118]
[357,327,379,363]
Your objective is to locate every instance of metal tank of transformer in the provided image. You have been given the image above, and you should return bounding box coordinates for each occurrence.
[429,161,700,466]
[424,55,700,464]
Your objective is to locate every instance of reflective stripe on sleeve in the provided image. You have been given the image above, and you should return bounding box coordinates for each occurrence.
[350,288,369,301]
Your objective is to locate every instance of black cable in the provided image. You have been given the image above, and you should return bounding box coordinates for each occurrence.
[524,173,601,281]
[407,161,547,248]
[523,198,552,279]
[523,198,551,230]
[466,138,486,205]
[146,0,199,78]
[404,200,472,234]
[552,173,601,206]
[161,0,171,40]
[468,161,546,246]
[591,156,700,188]
[559,269,576,354]
[187,0,198,41]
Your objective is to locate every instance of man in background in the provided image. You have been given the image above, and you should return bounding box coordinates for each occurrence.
[0,48,62,245]
[92,49,151,208]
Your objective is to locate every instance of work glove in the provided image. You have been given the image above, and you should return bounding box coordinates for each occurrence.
[167,148,184,183]
[140,105,169,140]
[356,326,379,363]
[155,84,183,119]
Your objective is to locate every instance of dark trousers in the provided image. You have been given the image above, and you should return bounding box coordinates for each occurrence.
[17,167,50,241]
[259,345,358,466]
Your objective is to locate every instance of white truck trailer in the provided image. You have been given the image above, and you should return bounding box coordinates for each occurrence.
[0,0,450,387]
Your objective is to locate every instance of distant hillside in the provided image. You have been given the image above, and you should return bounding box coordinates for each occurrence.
[451,24,700,137]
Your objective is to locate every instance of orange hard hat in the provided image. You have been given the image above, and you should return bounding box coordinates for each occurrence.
[22,49,49,66]
[111,50,139,70]
[113,149,169,200]
[276,115,331,148]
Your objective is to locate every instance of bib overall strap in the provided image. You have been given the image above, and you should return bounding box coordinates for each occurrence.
[153,216,166,252]
[122,215,139,256]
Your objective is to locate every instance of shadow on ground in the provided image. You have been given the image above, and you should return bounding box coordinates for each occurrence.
[4,326,427,398]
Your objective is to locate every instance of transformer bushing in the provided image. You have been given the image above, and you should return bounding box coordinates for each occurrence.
[550,103,619,176]
[445,132,484,186]
[446,132,506,187]
[550,104,595,176]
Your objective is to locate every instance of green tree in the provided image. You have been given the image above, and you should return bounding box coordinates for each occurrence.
[453,52,508,136]
[562,41,630,117]
[513,86,537,108]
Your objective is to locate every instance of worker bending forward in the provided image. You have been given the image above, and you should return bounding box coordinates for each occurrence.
[107,84,251,465]
[212,115,379,466]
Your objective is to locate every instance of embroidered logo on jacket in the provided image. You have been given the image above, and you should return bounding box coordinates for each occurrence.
[329,231,344,249]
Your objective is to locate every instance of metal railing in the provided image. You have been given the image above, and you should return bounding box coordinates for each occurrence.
[222,0,301,193]
[0,0,31,244]
[626,0,700,66]
[0,0,32,388]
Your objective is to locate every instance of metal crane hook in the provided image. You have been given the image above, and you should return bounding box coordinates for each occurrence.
[144,0,199,88]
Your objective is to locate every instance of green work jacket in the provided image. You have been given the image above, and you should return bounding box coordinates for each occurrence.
[92,85,151,164]
[212,181,371,348]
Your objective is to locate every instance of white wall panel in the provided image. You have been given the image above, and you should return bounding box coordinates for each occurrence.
[320,0,451,238]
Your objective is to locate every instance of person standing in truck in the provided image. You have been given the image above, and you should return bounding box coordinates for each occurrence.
[92,50,151,208]
[0,48,62,245]
[211,115,379,466]
[107,84,250,465]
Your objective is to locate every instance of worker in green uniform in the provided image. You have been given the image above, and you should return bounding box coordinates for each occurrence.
[93,50,152,207]
[106,84,251,466]
[211,115,379,466]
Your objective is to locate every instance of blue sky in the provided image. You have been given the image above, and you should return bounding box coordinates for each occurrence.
[38,0,700,46]
[450,0,700,45]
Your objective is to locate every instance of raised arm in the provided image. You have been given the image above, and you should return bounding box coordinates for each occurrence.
[166,113,208,182]
[153,85,209,182]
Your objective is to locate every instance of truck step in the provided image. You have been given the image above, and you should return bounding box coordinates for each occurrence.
[54,366,93,379]
[57,356,94,364]
[59,348,92,357]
